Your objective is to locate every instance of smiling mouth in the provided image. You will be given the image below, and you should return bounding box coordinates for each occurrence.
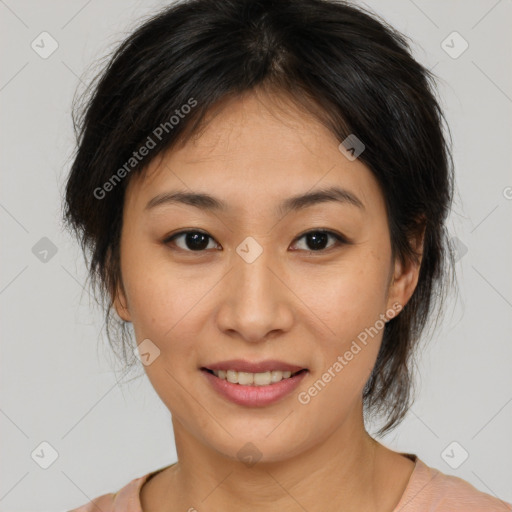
[201,368,307,386]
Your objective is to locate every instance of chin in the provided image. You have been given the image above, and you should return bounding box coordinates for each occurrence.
[200,425,314,466]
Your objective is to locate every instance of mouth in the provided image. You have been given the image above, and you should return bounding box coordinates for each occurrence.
[200,367,307,386]
[200,360,309,407]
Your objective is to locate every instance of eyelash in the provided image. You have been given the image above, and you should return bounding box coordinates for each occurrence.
[163,229,350,254]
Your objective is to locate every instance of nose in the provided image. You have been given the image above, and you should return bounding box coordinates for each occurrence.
[215,247,294,343]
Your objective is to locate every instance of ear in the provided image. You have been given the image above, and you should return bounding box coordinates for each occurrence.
[112,279,132,323]
[105,246,132,323]
[385,221,426,315]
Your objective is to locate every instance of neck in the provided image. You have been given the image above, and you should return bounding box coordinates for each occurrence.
[167,401,385,512]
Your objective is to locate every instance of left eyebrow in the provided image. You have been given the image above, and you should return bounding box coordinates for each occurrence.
[144,185,365,215]
[277,185,365,216]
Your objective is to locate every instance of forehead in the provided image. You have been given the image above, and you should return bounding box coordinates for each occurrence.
[124,90,386,220]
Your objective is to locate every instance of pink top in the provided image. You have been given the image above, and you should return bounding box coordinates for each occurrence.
[68,454,512,511]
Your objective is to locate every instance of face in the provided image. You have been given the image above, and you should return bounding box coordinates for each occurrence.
[113,89,421,463]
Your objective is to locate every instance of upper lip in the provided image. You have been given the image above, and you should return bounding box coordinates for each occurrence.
[202,359,306,374]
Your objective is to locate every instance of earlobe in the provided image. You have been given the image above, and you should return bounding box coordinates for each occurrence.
[387,258,419,312]
[386,224,425,315]
[112,282,132,322]
[106,244,132,322]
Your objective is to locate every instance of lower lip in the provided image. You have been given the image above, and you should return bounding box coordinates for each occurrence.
[201,369,308,407]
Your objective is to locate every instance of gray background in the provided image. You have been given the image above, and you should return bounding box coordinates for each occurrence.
[1,0,511,510]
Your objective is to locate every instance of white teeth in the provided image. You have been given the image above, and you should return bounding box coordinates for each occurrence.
[238,372,254,385]
[254,372,271,386]
[226,370,238,383]
[212,369,295,386]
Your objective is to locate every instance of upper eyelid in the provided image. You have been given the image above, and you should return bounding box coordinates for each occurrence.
[165,229,348,250]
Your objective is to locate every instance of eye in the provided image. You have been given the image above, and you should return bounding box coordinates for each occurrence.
[163,229,349,253]
[164,230,220,252]
[291,230,348,252]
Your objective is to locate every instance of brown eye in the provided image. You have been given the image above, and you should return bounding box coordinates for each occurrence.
[164,230,219,252]
[163,229,349,254]
[291,230,348,252]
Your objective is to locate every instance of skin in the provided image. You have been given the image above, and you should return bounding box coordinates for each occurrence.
[113,87,424,512]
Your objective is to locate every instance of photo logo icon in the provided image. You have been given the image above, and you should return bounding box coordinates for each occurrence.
[134,338,161,366]
[441,441,469,469]
[441,31,469,59]
[237,442,263,467]
[31,32,59,59]
[338,134,365,161]
[236,237,263,264]
[31,441,59,469]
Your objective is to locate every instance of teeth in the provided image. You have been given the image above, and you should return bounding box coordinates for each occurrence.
[212,369,295,386]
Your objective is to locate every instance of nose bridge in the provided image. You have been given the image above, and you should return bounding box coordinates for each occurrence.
[217,240,293,342]
[236,247,275,305]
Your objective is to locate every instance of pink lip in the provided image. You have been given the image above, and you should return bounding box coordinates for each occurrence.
[202,359,306,374]
[201,368,308,407]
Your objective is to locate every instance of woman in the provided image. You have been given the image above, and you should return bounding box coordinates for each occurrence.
[63,0,512,510]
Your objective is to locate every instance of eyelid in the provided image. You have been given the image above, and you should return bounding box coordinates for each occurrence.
[290,229,350,252]
[163,228,350,252]
[163,229,220,251]
[292,228,350,244]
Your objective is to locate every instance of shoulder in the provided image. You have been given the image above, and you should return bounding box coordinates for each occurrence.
[67,464,173,512]
[395,455,512,511]
[67,491,116,511]
[67,474,149,512]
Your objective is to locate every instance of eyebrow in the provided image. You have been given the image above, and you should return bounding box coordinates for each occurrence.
[144,185,365,215]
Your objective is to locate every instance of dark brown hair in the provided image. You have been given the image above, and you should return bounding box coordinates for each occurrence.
[62,0,458,435]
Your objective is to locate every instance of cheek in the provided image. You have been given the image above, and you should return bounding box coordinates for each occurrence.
[297,273,387,417]
[294,254,389,333]
[120,239,202,334]
[289,254,389,391]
